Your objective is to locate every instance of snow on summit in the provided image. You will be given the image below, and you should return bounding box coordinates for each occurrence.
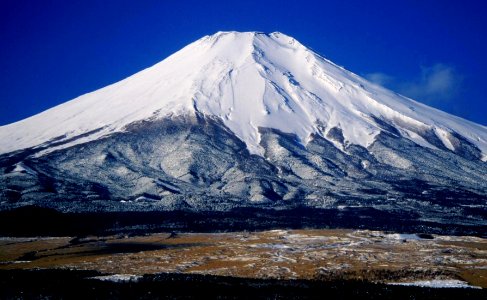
[1,31,486,158]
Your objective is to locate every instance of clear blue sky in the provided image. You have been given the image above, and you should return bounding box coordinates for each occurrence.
[1,0,486,125]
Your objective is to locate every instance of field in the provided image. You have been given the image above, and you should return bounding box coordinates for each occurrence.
[1,229,486,289]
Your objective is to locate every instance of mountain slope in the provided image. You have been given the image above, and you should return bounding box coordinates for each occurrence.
[0,32,486,228]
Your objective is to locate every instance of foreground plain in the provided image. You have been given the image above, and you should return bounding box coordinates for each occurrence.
[1,229,486,288]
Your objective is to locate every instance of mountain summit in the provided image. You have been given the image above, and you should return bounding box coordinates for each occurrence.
[1,31,486,158]
[0,32,486,227]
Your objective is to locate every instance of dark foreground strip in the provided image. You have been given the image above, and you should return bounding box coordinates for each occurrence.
[0,269,485,300]
[0,205,485,237]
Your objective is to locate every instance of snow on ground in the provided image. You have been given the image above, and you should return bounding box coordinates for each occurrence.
[91,274,142,282]
[12,163,37,175]
[389,279,481,289]
[386,233,422,240]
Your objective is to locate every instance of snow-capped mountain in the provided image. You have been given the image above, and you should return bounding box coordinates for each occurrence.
[0,32,486,226]
[1,31,486,158]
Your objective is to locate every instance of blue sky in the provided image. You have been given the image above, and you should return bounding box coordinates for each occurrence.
[1,0,486,125]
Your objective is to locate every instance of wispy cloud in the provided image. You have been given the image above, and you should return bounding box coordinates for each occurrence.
[400,64,462,102]
[365,64,463,105]
[364,72,394,87]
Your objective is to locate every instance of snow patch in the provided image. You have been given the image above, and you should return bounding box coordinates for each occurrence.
[386,233,422,240]
[435,127,455,151]
[91,274,142,282]
[388,279,481,289]
[12,163,37,175]
[372,150,413,169]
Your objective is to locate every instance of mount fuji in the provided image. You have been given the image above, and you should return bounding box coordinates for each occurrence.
[0,32,486,228]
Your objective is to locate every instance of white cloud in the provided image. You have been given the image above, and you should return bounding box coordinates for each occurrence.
[365,72,394,86]
[365,64,462,105]
[400,64,461,102]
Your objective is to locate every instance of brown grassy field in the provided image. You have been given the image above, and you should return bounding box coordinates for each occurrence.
[1,229,486,288]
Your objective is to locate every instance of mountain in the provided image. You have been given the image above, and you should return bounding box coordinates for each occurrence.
[0,32,486,228]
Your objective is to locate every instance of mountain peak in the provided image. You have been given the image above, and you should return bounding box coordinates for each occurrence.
[203,30,302,51]
[209,31,290,38]
[1,32,486,160]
